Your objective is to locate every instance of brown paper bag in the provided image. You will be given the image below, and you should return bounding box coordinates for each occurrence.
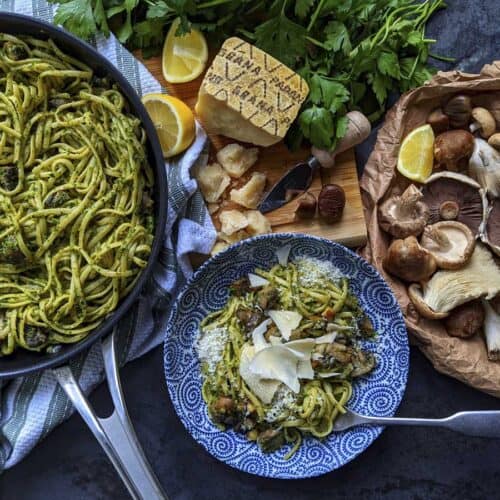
[360,61,500,397]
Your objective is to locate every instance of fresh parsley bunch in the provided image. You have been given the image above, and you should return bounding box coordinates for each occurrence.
[50,0,448,150]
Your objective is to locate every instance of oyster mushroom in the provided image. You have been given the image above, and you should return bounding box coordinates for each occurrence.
[482,299,500,361]
[383,236,437,282]
[408,244,500,320]
[482,198,500,256]
[470,107,496,139]
[444,300,485,338]
[434,130,475,172]
[468,138,500,198]
[420,221,475,270]
[378,185,429,238]
[422,171,487,236]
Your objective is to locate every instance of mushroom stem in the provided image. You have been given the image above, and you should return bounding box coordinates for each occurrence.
[398,185,423,217]
[439,200,459,220]
[423,225,451,249]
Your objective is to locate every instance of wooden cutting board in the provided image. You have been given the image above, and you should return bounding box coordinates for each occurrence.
[139,55,367,248]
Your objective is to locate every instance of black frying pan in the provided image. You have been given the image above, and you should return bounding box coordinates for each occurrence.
[0,13,167,379]
[0,13,169,499]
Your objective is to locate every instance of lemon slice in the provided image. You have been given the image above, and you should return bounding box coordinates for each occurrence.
[397,124,435,183]
[162,18,208,84]
[142,93,195,158]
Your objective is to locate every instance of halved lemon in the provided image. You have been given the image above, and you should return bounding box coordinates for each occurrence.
[142,93,196,158]
[397,124,435,183]
[162,18,208,84]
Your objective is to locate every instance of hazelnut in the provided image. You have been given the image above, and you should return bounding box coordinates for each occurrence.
[318,184,345,223]
[295,192,316,219]
[427,108,449,135]
[444,95,472,129]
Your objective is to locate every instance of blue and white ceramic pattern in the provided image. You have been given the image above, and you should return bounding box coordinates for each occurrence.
[164,234,409,478]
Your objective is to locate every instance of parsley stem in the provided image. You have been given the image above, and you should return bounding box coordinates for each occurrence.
[307,0,326,32]
[305,36,325,49]
[429,52,455,62]
[197,0,233,9]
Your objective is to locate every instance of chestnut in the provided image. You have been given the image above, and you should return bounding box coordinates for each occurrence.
[443,95,472,129]
[318,184,346,223]
[295,192,317,219]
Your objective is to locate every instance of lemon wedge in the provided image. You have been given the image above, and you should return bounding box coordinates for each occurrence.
[162,18,208,84]
[142,93,196,158]
[397,124,435,183]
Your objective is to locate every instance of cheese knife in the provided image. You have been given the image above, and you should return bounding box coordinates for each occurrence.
[259,111,371,214]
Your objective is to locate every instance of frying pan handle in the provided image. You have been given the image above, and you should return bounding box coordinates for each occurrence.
[53,328,168,500]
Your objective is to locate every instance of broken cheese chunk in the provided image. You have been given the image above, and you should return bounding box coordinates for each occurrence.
[217,143,258,178]
[246,210,272,235]
[196,163,230,203]
[195,37,309,146]
[230,172,266,209]
[219,209,248,236]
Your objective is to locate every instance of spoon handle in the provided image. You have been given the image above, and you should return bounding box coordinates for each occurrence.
[356,411,500,438]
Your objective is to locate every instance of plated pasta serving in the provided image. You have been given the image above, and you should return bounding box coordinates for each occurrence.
[197,251,377,457]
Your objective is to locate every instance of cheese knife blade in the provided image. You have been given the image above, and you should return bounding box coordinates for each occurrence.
[259,156,321,214]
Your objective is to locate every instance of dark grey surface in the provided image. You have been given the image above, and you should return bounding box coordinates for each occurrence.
[1,1,500,499]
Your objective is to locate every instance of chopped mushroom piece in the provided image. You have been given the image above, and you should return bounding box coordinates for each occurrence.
[422,171,487,236]
[378,185,429,238]
[420,221,475,270]
[444,300,485,338]
[408,244,500,319]
[468,138,500,198]
[482,299,500,361]
[383,236,437,282]
[482,198,500,257]
[470,107,496,139]
[434,130,475,172]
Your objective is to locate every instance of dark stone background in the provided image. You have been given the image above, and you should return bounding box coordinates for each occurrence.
[1,1,500,499]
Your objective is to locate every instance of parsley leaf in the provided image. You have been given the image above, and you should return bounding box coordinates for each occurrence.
[254,13,306,68]
[377,51,400,79]
[324,21,351,54]
[299,106,334,150]
[53,0,98,40]
[294,0,315,20]
[309,74,350,112]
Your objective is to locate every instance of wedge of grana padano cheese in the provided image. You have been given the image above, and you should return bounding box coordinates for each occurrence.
[195,37,309,146]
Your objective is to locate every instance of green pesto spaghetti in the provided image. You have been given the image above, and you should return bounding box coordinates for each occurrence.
[0,34,154,355]
[197,257,377,457]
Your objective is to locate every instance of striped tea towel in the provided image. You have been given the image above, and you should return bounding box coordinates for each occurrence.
[0,0,217,470]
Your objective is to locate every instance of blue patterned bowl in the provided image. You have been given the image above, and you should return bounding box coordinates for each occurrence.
[164,233,409,478]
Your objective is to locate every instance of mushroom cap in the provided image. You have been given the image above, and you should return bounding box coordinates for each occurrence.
[378,184,429,238]
[383,236,437,282]
[422,171,487,235]
[408,283,449,320]
[488,133,500,150]
[444,95,472,129]
[482,198,500,256]
[420,221,475,270]
[471,107,496,139]
[444,300,485,338]
[434,130,475,172]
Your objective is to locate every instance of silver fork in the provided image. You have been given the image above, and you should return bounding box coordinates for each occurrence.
[333,407,500,438]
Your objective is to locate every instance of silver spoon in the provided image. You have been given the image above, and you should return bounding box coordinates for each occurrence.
[333,407,500,438]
